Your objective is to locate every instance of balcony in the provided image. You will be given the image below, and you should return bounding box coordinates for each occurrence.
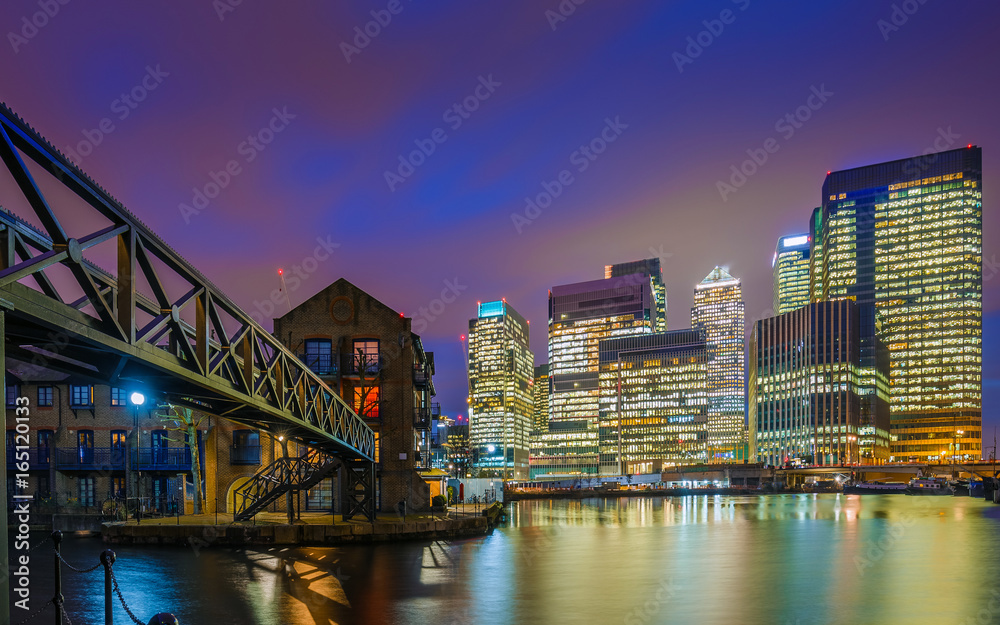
[414,408,432,430]
[6,448,51,470]
[230,445,262,465]
[341,352,382,377]
[413,366,431,386]
[55,447,192,472]
[299,352,335,376]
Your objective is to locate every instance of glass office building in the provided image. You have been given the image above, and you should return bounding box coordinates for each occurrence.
[749,300,890,465]
[468,300,534,479]
[773,234,811,314]
[532,364,550,431]
[691,267,747,462]
[812,146,982,461]
[605,258,667,331]
[598,330,709,475]
[540,275,656,477]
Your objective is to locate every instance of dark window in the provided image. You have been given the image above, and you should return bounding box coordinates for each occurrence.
[77,430,94,464]
[232,430,260,465]
[304,339,333,374]
[70,385,93,408]
[5,385,18,406]
[79,477,95,507]
[37,386,53,407]
[37,430,52,464]
[110,388,127,407]
[6,431,15,450]
[38,475,50,499]
[151,430,168,464]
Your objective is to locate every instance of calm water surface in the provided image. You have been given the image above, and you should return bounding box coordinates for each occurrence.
[14,494,1000,625]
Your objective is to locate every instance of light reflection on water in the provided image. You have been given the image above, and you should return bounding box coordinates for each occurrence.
[16,495,1000,625]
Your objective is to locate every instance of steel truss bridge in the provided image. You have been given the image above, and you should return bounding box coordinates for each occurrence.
[0,102,377,545]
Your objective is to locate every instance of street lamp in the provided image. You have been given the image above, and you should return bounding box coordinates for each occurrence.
[129,391,145,523]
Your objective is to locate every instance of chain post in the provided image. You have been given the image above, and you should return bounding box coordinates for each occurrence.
[100,550,116,625]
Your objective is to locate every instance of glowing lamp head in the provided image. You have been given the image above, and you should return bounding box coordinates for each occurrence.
[487,444,496,453]
[129,392,145,406]
[278,435,284,442]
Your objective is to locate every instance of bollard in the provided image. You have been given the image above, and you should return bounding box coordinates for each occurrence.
[52,530,63,625]
[100,550,116,625]
[147,612,179,625]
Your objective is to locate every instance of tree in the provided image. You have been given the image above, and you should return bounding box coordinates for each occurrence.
[155,403,207,514]
[351,347,381,421]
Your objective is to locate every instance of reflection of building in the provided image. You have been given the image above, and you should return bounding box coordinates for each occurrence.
[598,330,709,475]
[540,275,656,477]
[605,258,667,330]
[749,300,890,465]
[773,234,811,314]
[811,147,982,462]
[467,300,534,480]
[274,278,437,512]
[691,267,747,462]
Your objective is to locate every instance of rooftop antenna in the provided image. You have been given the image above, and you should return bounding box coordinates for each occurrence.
[278,268,292,313]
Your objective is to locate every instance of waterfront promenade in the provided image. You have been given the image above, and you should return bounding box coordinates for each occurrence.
[101,507,491,547]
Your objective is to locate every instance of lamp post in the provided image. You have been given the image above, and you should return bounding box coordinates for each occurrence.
[129,392,145,523]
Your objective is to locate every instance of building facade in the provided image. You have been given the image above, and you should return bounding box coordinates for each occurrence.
[467,300,534,480]
[749,300,890,465]
[773,234,811,314]
[541,275,656,477]
[597,330,709,475]
[605,258,667,330]
[532,364,550,431]
[273,278,437,512]
[691,267,747,462]
[812,146,982,461]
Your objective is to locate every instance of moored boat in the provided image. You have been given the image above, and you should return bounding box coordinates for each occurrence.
[905,477,954,496]
[843,481,907,495]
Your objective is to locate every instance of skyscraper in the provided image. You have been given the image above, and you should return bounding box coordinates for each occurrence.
[598,330,709,475]
[537,275,656,477]
[467,300,534,479]
[605,258,667,330]
[812,146,982,462]
[532,364,550,431]
[750,300,890,465]
[691,267,747,462]
[773,234,811,314]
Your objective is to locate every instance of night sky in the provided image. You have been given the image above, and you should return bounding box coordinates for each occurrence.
[1,1,997,441]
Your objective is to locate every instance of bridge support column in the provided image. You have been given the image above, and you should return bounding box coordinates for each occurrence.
[341,460,376,522]
[1,301,11,625]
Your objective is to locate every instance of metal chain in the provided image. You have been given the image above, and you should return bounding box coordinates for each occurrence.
[55,550,103,574]
[109,563,146,625]
[8,535,52,565]
[14,598,52,625]
[60,605,74,625]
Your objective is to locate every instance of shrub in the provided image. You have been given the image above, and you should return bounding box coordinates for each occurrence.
[431,494,447,507]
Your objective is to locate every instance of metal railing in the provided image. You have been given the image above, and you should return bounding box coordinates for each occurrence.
[54,447,192,471]
[5,446,51,469]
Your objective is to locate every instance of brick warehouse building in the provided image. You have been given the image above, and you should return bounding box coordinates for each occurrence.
[274,278,437,513]
[5,368,338,521]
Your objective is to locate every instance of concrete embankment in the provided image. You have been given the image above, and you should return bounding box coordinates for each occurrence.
[506,487,789,501]
[102,515,489,547]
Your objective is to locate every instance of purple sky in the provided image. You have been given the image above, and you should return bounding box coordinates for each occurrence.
[1,1,997,443]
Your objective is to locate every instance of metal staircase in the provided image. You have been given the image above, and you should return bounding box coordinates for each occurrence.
[233,450,337,521]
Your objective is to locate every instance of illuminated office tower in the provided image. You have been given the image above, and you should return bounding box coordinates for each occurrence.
[532,364,550,431]
[691,267,746,462]
[605,258,667,330]
[809,207,824,303]
[467,300,534,480]
[813,146,982,461]
[750,300,889,465]
[536,275,655,477]
[773,234,811,314]
[598,330,709,475]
